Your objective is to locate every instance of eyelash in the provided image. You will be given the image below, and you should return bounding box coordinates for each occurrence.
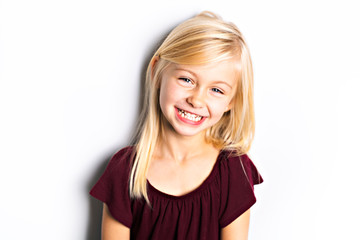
[179,77,192,84]
[179,77,224,94]
[211,88,224,94]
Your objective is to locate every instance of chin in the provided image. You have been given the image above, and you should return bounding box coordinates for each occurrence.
[174,128,205,138]
[165,119,206,138]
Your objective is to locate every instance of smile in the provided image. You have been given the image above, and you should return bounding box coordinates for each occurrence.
[176,108,204,122]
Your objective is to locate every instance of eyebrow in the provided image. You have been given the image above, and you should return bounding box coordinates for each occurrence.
[175,67,198,78]
[212,81,233,89]
[175,67,233,89]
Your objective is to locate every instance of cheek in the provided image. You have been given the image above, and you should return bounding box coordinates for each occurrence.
[209,99,231,115]
[159,87,168,111]
[160,81,183,105]
[159,81,177,110]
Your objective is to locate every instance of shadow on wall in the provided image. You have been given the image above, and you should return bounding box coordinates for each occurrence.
[84,36,161,240]
[85,20,184,239]
[85,154,113,240]
[83,42,160,240]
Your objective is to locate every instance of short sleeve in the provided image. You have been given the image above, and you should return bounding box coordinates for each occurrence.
[219,153,263,227]
[89,147,134,228]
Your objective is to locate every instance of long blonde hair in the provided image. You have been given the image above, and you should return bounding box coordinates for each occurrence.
[130,11,255,203]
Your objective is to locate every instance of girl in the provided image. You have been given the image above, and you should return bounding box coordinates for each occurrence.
[90,11,263,240]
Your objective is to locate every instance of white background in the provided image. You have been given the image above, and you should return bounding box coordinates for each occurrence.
[1,0,359,239]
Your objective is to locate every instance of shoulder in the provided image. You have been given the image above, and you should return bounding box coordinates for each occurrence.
[90,146,134,228]
[112,145,135,161]
[218,150,263,227]
[222,151,252,165]
[219,151,263,187]
[106,146,135,172]
[90,146,135,200]
[96,145,135,185]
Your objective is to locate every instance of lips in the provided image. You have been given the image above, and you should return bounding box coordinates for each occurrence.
[175,107,206,125]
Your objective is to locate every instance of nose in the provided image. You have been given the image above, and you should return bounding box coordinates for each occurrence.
[186,88,206,108]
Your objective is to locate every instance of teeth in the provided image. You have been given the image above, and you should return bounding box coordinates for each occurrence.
[178,108,203,122]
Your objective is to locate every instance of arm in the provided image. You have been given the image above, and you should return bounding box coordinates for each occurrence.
[220,209,251,240]
[102,203,130,240]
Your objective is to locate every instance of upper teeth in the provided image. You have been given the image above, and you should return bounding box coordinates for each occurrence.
[178,108,203,122]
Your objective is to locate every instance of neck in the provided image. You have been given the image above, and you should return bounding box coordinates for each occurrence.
[156,127,214,164]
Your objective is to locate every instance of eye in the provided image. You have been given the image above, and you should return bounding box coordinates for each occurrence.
[211,88,224,94]
[179,77,192,84]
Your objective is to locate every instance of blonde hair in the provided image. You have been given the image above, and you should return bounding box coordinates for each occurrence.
[130,11,255,203]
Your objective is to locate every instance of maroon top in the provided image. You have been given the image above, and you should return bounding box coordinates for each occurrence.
[90,146,263,240]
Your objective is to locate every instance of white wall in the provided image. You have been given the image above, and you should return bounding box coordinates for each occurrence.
[1,0,359,239]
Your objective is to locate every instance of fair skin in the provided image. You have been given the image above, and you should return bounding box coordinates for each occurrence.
[158,61,237,138]
[147,60,238,196]
[101,60,251,239]
[101,204,130,240]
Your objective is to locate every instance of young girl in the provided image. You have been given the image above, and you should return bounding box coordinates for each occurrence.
[90,11,263,240]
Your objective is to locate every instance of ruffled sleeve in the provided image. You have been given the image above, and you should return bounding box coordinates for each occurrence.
[89,147,134,228]
[219,153,263,228]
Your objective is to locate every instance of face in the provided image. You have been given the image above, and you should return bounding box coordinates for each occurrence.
[158,60,238,138]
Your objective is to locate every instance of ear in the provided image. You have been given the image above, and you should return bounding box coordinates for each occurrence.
[225,99,235,112]
[151,56,160,78]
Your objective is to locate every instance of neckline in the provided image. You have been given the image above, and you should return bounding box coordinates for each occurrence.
[146,149,226,200]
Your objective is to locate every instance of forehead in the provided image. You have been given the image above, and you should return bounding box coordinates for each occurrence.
[167,60,239,85]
